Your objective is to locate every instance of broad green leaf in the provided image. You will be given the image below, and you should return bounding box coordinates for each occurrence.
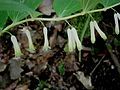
[80,0,101,11]
[8,0,43,22]
[0,0,35,13]
[53,0,81,17]
[0,11,8,30]
[100,0,120,7]
[23,0,43,9]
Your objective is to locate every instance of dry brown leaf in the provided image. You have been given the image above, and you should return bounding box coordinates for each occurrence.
[74,71,94,89]
[0,62,7,72]
[39,0,53,15]
[57,36,66,48]
[49,29,58,48]
[64,53,79,72]
[15,85,29,90]
[5,80,18,90]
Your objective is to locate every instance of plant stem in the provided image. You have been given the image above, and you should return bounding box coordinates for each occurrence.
[78,16,90,62]
[0,2,120,36]
[80,16,91,42]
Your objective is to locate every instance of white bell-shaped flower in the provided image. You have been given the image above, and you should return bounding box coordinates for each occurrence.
[67,27,82,52]
[90,21,96,44]
[42,27,51,51]
[71,27,82,51]
[114,13,120,35]
[94,21,107,40]
[22,27,35,53]
[11,35,23,57]
[67,28,76,52]
[90,20,107,44]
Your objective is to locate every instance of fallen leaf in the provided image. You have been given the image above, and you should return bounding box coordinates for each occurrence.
[54,24,63,32]
[49,28,57,48]
[0,61,7,72]
[70,86,76,90]
[15,84,29,90]
[26,60,35,69]
[0,73,11,89]
[5,80,18,90]
[33,62,48,75]
[9,59,23,80]
[39,0,53,15]
[64,53,79,71]
[57,35,66,48]
[74,71,94,89]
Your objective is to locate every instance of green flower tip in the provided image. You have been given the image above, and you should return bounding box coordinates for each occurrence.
[22,27,35,53]
[11,35,23,57]
[42,27,51,51]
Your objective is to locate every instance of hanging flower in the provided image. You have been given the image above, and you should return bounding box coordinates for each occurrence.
[71,27,82,51]
[11,35,23,57]
[21,27,35,53]
[90,21,96,44]
[90,21,107,43]
[67,28,76,52]
[67,27,82,52]
[94,21,107,40]
[114,13,120,35]
[42,27,51,51]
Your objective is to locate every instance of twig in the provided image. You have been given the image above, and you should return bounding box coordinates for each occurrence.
[90,55,105,76]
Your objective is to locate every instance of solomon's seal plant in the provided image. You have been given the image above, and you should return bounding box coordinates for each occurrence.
[0,0,119,57]
[0,0,120,89]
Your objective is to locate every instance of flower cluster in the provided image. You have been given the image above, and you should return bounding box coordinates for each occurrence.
[90,21,107,44]
[67,27,82,52]
[89,12,120,44]
[10,12,120,57]
[10,26,52,57]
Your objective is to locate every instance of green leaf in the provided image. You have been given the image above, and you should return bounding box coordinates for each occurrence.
[23,0,43,9]
[53,0,81,17]
[8,0,43,22]
[80,0,101,11]
[100,0,120,7]
[58,61,65,76]
[0,11,8,30]
[0,0,34,13]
